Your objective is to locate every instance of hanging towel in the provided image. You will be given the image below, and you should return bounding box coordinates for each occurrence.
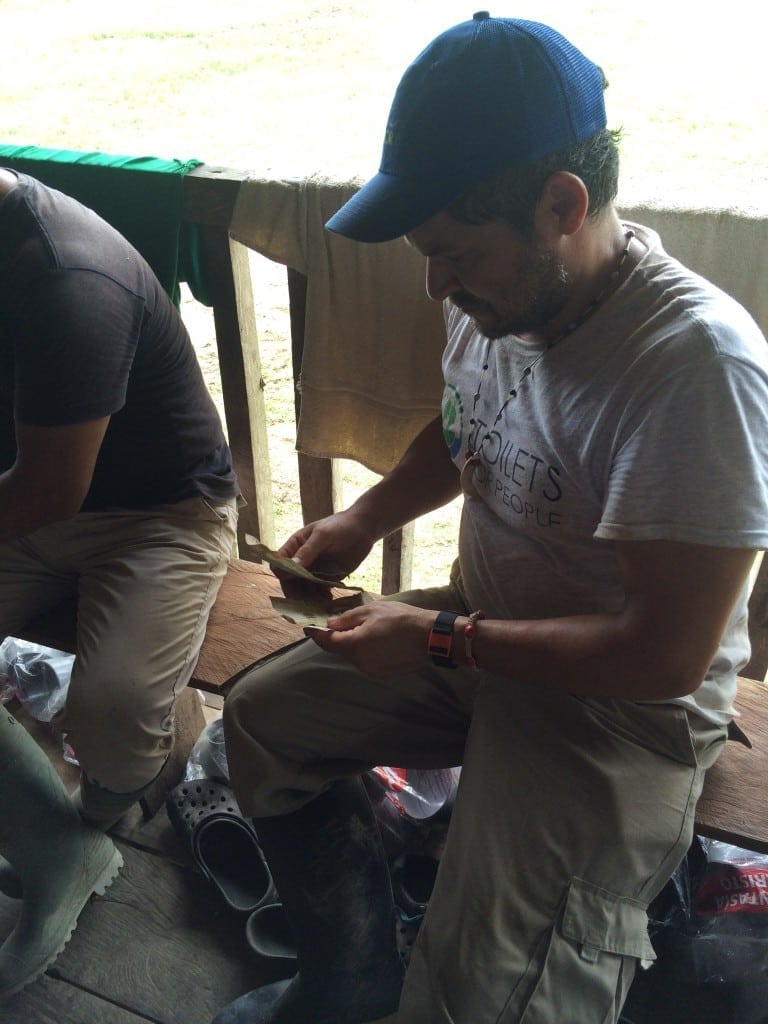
[619,202,768,335]
[230,175,446,476]
[0,144,209,306]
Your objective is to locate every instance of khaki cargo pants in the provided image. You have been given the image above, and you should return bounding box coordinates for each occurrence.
[224,580,727,1024]
[0,496,237,792]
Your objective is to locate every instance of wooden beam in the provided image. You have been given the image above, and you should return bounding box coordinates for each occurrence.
[695,675,768,852]
[382,522,415,595]
[200,227,275,552]
[181,165,246,227]
[744,551,768,681]
[288,268,343,523]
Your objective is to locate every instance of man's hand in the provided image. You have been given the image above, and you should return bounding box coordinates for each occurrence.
[302,600,436,679]
[278,508,379,581]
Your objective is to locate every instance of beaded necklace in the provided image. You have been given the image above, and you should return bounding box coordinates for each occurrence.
[465,229,635,463]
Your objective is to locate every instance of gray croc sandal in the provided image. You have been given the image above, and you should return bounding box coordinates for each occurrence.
[245,901,297,971]
[395,908,424,968]
[390,852,439,916]
[166,778,278,914]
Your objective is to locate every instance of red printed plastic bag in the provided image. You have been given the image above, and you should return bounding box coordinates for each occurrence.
[363,766,460,860]
[621,836,768,1024]
[694,840,768,919]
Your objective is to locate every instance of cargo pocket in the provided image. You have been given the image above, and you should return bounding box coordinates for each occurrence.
[507,877,656,1024]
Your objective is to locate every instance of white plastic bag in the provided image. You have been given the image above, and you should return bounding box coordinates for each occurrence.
[0,636,74,722]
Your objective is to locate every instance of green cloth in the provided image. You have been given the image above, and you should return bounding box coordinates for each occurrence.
[0,145,211,306]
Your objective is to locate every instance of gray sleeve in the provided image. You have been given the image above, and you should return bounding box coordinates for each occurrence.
[596,351,768,548]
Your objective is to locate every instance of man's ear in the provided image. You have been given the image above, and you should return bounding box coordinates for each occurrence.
[533,172,589,239]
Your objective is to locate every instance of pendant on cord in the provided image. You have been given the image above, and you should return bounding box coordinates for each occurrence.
[460,453,490,499]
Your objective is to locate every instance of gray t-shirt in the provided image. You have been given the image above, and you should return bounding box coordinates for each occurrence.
[441,224,768,723]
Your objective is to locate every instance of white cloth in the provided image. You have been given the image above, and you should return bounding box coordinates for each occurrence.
[229,176,446,474]
[442,223,768,724]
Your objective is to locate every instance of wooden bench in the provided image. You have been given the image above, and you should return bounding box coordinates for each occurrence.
[15,555,768,852]
[696,674,767,852]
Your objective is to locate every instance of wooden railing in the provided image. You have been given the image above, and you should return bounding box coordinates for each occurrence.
[8,156,765,594]
[180,165,275,554]
[183,168,768,596]
[182,165,416,592]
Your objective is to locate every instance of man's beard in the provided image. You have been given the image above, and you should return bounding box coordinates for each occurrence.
[457,245,570,340]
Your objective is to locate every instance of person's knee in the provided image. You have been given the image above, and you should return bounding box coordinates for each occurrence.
[223,641,331,742]
[223,669,298,748]
[61,681,173,791]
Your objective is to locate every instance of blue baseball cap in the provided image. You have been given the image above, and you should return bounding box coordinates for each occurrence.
[326,12,607,243]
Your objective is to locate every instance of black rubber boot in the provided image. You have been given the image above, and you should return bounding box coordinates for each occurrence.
[211,777,405,1024]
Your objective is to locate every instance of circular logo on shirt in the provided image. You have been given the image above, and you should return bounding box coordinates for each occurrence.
[443,385,464,460]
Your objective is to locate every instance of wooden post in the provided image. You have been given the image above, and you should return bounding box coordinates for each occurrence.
[200,227,276,552]
[288,268,343,523]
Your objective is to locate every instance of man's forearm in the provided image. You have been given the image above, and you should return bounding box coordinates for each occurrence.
[349,415,461,542]
[460,611,696,701]
[0,468,83,542]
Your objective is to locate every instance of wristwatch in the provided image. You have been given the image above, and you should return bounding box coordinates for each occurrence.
[427,610,459,669]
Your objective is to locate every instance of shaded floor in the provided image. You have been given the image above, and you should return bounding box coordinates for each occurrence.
[0,709,284,1024]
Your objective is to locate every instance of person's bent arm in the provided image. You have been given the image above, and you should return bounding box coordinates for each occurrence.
[0,417,110,541]
[461,539,756,699]
[311,538,756,702]
[280,415,460,575]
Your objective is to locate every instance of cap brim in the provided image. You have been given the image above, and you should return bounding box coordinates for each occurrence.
[325,171,458,244]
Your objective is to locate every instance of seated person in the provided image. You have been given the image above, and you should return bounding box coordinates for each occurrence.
[212,14,768,1024]
[0,168,239,990]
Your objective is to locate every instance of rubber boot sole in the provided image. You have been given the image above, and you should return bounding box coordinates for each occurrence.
[0,843,123,1000]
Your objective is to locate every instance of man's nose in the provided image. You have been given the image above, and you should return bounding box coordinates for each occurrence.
[425,257,460,301]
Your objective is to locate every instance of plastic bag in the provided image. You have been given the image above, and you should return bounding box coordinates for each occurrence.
[183,721,460,862]
[185,715,229,781]
[0,636,74,723]
[620,835,768,1024]
[363,766,460,860]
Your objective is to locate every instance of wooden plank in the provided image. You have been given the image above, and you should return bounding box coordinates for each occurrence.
[111,803,194,867]
[287,267,343,525]
[189,559,304,694]
[181,166,245,228]
[201,226,276,552]
[296,451,343,524]
[743,550,768,681]
[39,842,280,1024]
[695,675,768,852]
[0,974,154,1024]
[381,523,415,595]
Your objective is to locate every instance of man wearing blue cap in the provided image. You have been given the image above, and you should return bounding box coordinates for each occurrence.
[214,12,768,1024]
